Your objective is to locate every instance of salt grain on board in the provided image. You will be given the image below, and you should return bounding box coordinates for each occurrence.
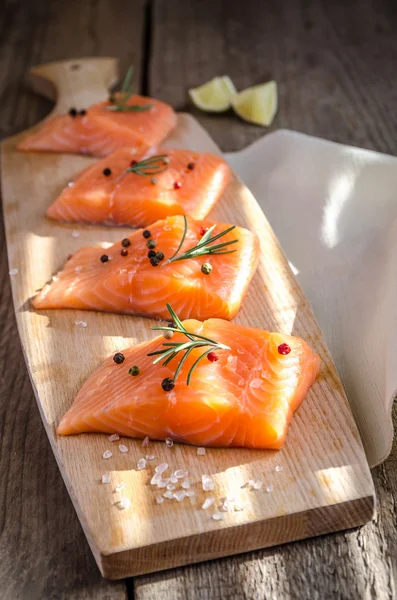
[202,475,215,492]
[253,480,263,490]
[234,503,244,512]
[145,455,155,461]
[9,268,18,275]
[220,500,229,512]
[71,231,80,238]
[117,497,131,510]
[163,491,173,499]
[150,473,162,486]
[181,479,191,489]
[266,484,274,493]
[197,447,206,456]
[101,474,111,484]
[158,478,170,488]
[202,497,215,510]
[115,482,126,492]
[119,444,129,453]
[137,458,147,470]
[275,465,283,472]
[170,473,178,484]
[142,436,150,447]
[185,490,195,498]
[174,469,188,479]
[156,496,164,504]
[103,450,112,459]
[165,438,174,448]
[155,462,168,474]
[212,512,225,521]
[166,483,176,491]
[74,320,87,328]
[173,490,186,502]
[108,434,120,442]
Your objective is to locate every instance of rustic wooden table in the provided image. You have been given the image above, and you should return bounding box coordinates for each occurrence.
[1,0,396,598]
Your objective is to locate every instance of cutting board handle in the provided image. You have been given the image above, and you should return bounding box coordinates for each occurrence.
[27,58,119,116]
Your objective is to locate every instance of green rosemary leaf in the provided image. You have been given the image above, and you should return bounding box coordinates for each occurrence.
[168,215,188,262]
[186,348,214,385]
[121,65,134,93]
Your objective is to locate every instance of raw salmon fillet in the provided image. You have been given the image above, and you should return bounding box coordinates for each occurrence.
[17,95,177,157]
[57,318,321,449]
[46,148,231,228]
[32,216,259,321]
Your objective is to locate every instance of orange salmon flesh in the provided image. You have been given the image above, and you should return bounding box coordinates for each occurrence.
[46,148,231,228]
[57,318,321,449]
[17,94,177,157]
[32,216,260,321]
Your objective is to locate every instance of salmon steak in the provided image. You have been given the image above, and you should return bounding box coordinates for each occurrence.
[46,148,231,228]
[32,215,259,321]
[57,315,321,449]
[17,94,177,157]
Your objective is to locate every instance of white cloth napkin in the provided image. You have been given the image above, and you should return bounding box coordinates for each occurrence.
[226,130,397,467]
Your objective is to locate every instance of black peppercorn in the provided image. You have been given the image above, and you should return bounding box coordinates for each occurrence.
[155,251,164,261]
[100,254,109,263]
[69,108,77,117]
[147,239,156,249]
[113,352,125,364]
[79,109,87,116]
[187,162,195,170]
[129,365,140,376]
[161,377,175,392]
[143,230,151,239]
[121,238,131,248]
[148,250,156,258]
[103,168,112,176]
[150,257,159,266]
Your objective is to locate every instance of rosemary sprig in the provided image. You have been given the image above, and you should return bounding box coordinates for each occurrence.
[163,215,238,265]
[106,65,153,113]
[148,304,230,385]
[126,154,169,176]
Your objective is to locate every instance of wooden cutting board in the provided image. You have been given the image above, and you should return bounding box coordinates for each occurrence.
[1,58,375,580]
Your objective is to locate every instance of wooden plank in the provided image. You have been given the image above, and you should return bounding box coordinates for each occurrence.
[2,57,373,580]
[134,0,397,597]
[0,0,146,596]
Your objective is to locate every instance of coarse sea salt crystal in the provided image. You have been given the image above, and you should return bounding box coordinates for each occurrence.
[101,474,111,484]
[237,347,245,355]
[163,491,173,499]
[142,436,149,447]
[119,444,128,453]
[250,378,262,389]
[238,379,245,387]
[275,465,283,472]
[115,482,126,492]
[170,473,178,484]
[163,225,172,231]
[253,480,263,490]
[261,370,271,380]
[150,473,162,486]
[74,320,87,327]
[155,462,168,474]
[234,503,244,512]
[109,434,120,442]
[52,275,59,282]
[181,479,191,489]
[174,469,188,479]
[202,475,215,492]
[165,438,174,448]
[225,493,235,502]
[266,484,274,493]
[117,497,131,510]
[197,447,206,456]
[166,483,176,491]
[103,450,112,459]
[72,231,80,238]
[156,496,164,504]
[185,490,195,498]
[157,478,170,488]
[74,266,83,273]
[145,454,155,461]
[9,268,18,276]
[227,355,238,370]
[173,490,186,502]
[202,497,215,510]
[212,512,225,521]
[137,458,147,470]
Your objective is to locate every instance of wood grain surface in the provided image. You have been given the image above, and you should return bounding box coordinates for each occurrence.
[0,0,396,598]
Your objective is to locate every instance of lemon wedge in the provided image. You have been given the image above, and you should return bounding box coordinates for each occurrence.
[232,81,278,126]
[189,76,237,112]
